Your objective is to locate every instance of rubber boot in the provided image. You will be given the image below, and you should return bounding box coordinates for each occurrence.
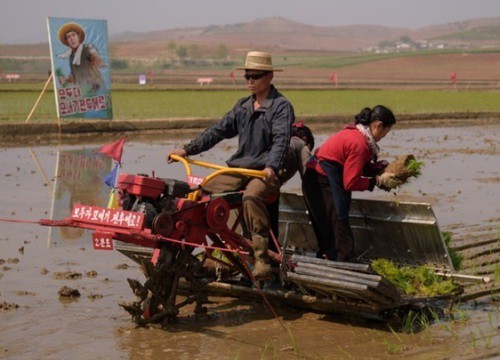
[251,234,272,280]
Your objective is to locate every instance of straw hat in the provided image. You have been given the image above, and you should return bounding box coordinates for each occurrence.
[58,22,86,46]
[236,51,283,72]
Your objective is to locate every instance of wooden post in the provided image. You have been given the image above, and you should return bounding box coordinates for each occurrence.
[25,73,53,123]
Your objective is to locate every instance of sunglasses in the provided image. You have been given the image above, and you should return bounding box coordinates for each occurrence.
[244,72,268,80]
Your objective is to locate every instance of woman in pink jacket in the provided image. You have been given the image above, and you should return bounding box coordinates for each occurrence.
[302,105,401,262]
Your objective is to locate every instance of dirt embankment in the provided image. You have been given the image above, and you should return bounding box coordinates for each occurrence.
[1,112,499,145]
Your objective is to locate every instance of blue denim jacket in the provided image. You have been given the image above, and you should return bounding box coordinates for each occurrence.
[183,85,295,172]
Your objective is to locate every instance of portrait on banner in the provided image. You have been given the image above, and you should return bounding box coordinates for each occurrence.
[47,17,112,119]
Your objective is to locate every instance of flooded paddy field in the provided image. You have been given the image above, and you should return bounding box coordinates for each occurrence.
[0,122,498,359]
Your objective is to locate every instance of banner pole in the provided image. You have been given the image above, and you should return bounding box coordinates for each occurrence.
[25,73,53,123]
[47,143,61,249]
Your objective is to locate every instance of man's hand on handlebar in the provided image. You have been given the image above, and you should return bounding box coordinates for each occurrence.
[263,167,278,185]
[166,149,187,163]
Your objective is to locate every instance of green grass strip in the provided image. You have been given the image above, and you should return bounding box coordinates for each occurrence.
[1,88,499,122]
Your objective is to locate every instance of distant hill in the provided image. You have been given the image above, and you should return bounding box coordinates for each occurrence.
[1,16,499,59]
[410,17,500,47]
[112,17,406,52]
[108,16,500,54]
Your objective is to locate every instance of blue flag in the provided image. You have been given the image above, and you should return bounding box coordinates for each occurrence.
[104,163,119,188]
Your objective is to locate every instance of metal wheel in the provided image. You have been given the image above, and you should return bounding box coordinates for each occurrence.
[120,243,212,327]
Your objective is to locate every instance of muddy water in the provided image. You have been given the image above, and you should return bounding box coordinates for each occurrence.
[1,124,498,359]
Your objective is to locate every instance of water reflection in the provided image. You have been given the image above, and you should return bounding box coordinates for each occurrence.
[49,148,111,246]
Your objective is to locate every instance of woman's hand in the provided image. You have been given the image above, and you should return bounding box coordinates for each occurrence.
[376,172,402,190]
[374,160,389,171]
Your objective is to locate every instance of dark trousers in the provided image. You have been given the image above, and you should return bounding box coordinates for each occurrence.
[302,168,355,262]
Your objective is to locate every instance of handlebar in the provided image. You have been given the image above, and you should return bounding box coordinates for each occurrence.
[168,154,267,199]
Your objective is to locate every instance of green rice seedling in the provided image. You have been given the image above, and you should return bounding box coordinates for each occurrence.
[260,339,277,359]
[336,345,354,359]
[384,155,424,185]
[450,305,471,322]
[382,338,406,355]
[494,263,500,281]
[382,325,407,355]
[406,158,424,178]
[427,306,441,322]
[422,307,440,340]
[287,327,299,356]
[371,258,460,296]
[371,258,412,293]
[469,330,478,350]
[442,231,464,270]
[478,328,492,349]
[401,310,419,333]
[486,312,495,330]
[442,321,458,339]
[401,307,435,334]
[418,310,431,331]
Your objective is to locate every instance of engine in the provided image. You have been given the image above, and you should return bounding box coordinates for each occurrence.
[117,173,191,228]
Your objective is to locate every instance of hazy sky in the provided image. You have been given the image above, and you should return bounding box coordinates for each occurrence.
[1,0,500,44]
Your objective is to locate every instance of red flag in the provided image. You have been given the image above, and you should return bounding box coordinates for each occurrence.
[98,137,126,163]
[450,72,457,84]
[330,72,338,83]
[229,71,235,80]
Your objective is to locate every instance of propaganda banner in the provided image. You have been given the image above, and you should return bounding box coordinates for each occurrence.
[47,17,112,119]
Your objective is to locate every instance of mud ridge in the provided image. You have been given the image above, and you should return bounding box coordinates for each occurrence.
[1,112,499,144]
